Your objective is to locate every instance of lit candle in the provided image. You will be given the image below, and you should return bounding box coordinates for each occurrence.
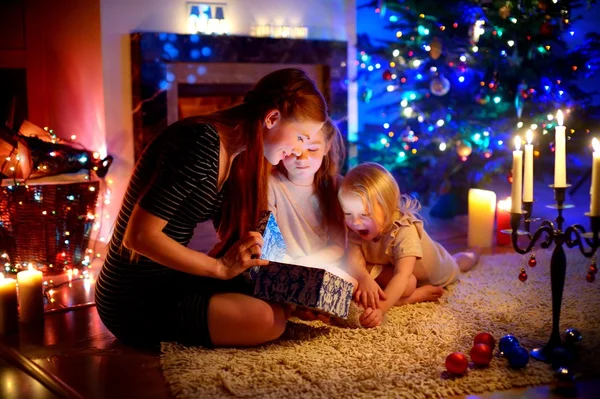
[554,110,567,187]
[511,136,523,213]
[17,266,44,323]
[591,138,600,216]
[496,197,512,246]
[0,273,19,334]
[468,189,497,248]
[523,130,534,202]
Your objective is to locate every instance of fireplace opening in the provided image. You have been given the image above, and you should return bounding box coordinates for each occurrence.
[177,83,253,119]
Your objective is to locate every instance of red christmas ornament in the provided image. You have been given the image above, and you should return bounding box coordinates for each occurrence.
[519,268,528,282]
[445,352,469,375]
[474,332,496,350]
[528,254,537,267]
[586,272,595,283]
[540,22,553,36]
[589,261,598,275]
[382,69,393,81]
[470,343,493,366]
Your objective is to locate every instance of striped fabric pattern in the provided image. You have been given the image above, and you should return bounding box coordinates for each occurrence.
[95,121,223,345]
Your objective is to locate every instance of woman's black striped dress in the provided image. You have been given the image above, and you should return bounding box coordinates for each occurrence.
[95,120,245,348]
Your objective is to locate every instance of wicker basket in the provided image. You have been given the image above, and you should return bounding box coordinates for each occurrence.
[0,176,99,274]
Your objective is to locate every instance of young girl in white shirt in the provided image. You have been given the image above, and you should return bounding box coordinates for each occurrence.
[268,119,347,269]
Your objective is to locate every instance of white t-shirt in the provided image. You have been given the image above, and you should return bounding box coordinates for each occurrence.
[267,170,330,262]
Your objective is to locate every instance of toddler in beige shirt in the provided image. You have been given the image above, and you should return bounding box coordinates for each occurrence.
[339,162,480,328]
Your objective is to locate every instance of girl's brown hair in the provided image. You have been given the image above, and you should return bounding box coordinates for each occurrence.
[197,68,329,252]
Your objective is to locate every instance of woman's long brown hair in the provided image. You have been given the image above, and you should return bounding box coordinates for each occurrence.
[196,68,329,254]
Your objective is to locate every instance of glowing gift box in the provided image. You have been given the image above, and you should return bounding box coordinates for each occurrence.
[249,211,354,318]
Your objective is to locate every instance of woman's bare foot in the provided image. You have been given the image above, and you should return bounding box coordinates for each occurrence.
[396,285,444,305]
[454,247,483,272]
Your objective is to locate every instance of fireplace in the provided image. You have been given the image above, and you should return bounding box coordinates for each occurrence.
[130,33,348,160]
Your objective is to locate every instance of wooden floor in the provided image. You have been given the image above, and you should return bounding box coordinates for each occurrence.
[0,208,598,398]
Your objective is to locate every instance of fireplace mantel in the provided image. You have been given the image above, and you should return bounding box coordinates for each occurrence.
[131,33,348,160]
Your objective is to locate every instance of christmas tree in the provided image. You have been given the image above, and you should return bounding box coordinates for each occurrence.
[356,0,600,217]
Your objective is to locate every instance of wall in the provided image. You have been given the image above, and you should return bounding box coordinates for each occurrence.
[24,0,106,155]
[100,0,356,240]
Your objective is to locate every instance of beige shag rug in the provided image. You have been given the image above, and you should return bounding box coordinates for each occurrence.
[161,249,600,398]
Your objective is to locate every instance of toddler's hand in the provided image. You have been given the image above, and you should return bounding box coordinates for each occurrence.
[354,276,387,309]
[359,307,384,328]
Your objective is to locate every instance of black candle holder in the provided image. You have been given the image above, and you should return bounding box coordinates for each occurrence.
[503,184,599,362]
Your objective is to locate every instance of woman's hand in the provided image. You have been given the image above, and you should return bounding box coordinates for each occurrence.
[217,232,269,279]
[354,275,387,309]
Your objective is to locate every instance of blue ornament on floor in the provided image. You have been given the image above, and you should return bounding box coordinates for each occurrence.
[551,347,574,370]
[564,328,583,347]
[506,346,530,368]
[499,334,520,356]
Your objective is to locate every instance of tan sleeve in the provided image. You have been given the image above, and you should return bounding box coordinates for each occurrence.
[392,224,423,260]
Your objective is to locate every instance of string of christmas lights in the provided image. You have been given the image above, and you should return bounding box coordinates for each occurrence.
[356,0,599,212]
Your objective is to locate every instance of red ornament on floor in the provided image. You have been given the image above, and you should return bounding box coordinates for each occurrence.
[589,261,597,276]
[474,332,496,350]
[470,343,493,366]
[528,254,537,267]
[519,268,528,282]
[445,352,468,375]
[586,272,595,283]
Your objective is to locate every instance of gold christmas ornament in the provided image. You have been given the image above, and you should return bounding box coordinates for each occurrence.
[456,140,473,157]
[430,37,442,60]
[499,4,511,19]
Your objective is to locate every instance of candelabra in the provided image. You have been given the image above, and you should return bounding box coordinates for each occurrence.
[505,185,599,362]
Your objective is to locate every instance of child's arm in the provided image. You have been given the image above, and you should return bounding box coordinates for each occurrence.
[380,256,416,313]
[346,243,387,308]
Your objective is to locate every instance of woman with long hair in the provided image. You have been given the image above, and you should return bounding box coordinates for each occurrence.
[95,68,329,348]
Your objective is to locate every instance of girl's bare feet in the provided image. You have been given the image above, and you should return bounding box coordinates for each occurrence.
[396,285,444,305]
[454,247,483,272]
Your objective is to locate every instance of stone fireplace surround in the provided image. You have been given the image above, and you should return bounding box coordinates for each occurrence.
[130,33,348,160]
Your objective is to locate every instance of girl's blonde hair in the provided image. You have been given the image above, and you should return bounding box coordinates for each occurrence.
[339,162,421,230]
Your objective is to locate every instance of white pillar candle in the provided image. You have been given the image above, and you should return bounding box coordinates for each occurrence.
[523,130,534,202]
[590,138,600,216]
[468,189,497,248]
[554,110,567,187]
[17,266,44,323]
[0,273,19,334]
[511,136,523,213]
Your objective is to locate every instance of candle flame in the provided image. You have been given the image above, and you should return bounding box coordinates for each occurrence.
[498,197,512,212]
[514,136,522,151]
[526,130,533,144]
[593,137,600,153]
[556,109,564,126]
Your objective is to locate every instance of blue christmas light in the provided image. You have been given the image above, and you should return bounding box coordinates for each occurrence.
[389,15,398,22]
[416,74,423,80]
[458,76,465,82]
